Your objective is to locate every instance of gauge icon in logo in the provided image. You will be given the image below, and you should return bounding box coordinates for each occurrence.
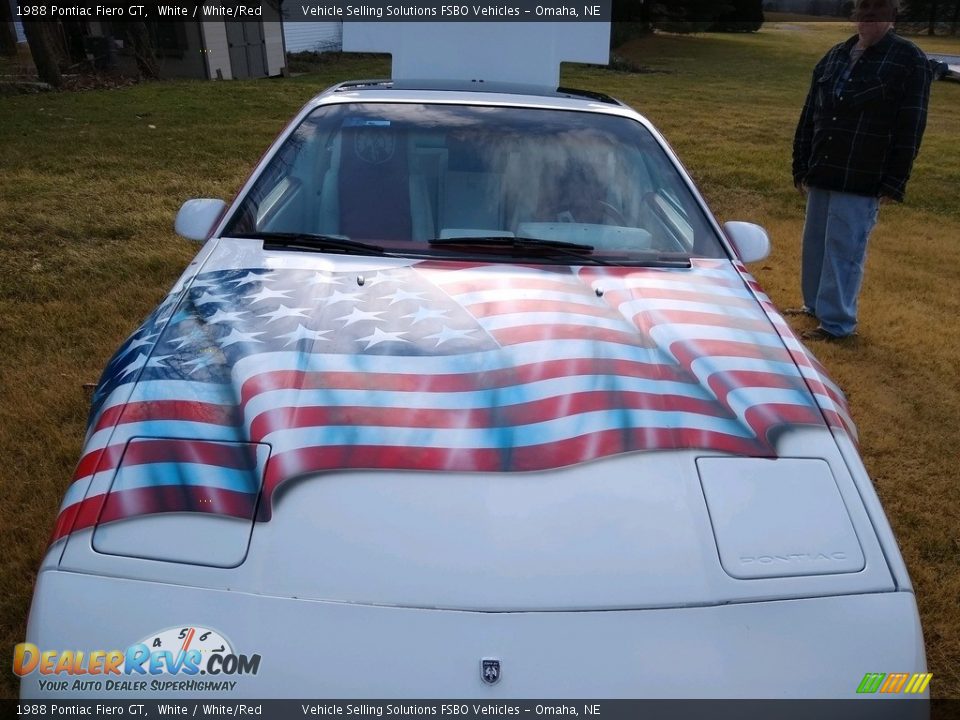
[139,626,233,667]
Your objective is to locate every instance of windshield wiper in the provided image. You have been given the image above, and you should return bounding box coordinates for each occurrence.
[427,236,694,268]
[428,235,618,265]
[231,232,385,256]
[430,235,594,252]
[630,255,692,268]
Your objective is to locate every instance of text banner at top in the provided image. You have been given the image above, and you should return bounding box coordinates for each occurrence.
[12,0,614,22]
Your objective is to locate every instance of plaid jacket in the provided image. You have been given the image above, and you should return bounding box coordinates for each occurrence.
[792,31,932,202]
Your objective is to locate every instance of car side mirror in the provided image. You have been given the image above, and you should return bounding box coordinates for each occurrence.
[175,199,227,242]
[723,221,770,263]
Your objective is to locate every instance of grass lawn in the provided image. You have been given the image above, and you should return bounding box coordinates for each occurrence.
[1,21,958,698]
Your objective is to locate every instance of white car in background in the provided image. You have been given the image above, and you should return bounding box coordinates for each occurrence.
[21,25,926,700]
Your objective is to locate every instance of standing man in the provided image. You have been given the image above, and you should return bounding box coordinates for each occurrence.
[790,0,932,340]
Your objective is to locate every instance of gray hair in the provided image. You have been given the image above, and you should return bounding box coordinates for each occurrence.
[851,0,900,19]
[854,0,900,10]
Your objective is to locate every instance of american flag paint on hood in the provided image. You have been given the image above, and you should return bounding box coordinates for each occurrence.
[52,258,854,544]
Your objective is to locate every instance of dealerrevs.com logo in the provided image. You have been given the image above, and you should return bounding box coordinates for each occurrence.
[13,626,260,693]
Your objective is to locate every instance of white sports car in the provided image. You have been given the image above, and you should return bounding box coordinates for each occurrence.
[20,47,925,700]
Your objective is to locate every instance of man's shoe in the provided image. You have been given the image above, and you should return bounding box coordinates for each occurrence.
[782,306,815,318]
[801,326,854,342]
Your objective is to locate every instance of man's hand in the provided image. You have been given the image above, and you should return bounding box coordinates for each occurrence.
[796,181,808,196]
[879,195,896,205]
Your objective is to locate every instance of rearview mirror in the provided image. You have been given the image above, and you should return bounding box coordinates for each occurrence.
[175,199,227,242]
[723,221,770,263]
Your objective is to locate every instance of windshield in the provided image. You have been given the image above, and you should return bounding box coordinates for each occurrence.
[224,102,727,262]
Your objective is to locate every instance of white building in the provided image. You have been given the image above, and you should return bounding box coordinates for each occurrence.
[283,20,343,53]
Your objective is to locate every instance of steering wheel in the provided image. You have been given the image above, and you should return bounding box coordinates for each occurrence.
[556,201,625,226]
[597,200,626,226]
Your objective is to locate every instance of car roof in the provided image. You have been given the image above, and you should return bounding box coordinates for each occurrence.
[306,79,644,122]
[327,79,622,104]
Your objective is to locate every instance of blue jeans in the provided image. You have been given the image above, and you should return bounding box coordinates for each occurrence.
[801,187,880,336]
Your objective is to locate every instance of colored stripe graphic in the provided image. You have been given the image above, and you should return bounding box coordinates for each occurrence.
[904,673,933,694]
[880,673,910,693]
[857,672,932,694]
[857,673,886,694]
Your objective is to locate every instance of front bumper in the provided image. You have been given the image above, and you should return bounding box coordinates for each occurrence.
[21,570,925,699]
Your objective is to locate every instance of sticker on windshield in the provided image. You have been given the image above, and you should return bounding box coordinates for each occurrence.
[343,118,391,127]
[351,127,396,165]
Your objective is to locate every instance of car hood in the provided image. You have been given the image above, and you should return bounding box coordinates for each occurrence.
[52,245,886,610]
[70,249,851,516]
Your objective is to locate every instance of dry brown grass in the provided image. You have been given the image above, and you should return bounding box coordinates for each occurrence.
[1,23,958,698]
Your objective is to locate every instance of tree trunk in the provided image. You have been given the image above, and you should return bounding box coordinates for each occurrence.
[0,0,18,57]
[22,20,62,87]
[951,0,959,35]
[127,21,159,79]
[928,0,938,34]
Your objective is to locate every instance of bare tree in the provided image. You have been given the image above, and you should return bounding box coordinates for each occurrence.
[900,0,960,35]
[0,0,18,57]
[22,20,62,87]
[127,22,159,79]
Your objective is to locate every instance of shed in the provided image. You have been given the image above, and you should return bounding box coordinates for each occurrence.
[88,16,286,80]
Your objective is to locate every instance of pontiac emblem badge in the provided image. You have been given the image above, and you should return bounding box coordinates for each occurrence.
[481,658,501,685]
